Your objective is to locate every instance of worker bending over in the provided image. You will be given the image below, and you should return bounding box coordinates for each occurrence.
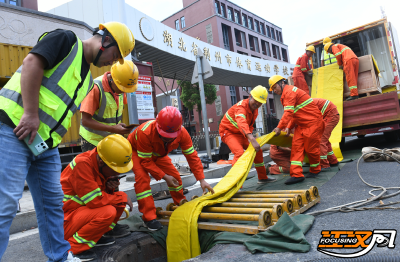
[80,60,139,152]
[61,135,134,261]
[128,106,214,231]
[219,85,276,184]
[312,98,340,169]
[320,37,337,67]
[269,145,291,175]
[325,42,359,101]
[270,75,324,185]
[292,46,315,94]
[0,21,134,261]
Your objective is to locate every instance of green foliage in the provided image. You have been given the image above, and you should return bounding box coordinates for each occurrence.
[178,81,217,113]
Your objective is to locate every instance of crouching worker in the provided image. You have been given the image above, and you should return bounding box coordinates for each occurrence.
[269,145,291,175]
[127,106,214,231]
[219,85,276,184]
[61,134,134,261]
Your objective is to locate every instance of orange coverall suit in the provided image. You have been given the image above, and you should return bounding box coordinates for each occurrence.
[269,145,291,175]
[278,86,324,177]
[219,99,268,180]
[61,148,127,254]
[127,120,205,222]
[313,98,340,168]
[292,53,312,94]
[332,44,359,97]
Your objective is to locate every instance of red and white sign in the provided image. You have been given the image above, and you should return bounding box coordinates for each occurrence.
[136,76,154,119]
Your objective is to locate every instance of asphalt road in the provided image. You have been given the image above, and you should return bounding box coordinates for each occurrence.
[3,133,400,262]
[190,133,400,262]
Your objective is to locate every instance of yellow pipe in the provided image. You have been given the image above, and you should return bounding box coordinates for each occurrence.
[238,187,318,200]
[229,196,303,209]
[157,210,260,222]
[234,192,311,204]
[171,205,283,217]
[215,200,293,213]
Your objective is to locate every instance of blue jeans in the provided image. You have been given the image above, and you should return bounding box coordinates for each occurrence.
[0,121,70,262]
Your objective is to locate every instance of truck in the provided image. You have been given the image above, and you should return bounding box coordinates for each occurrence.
[0,43,157,168]
[306,17,400,146]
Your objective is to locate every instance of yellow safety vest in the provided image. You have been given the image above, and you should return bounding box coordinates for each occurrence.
[0,32,93,148]
[322,50,337,65]
[79,75,124,146]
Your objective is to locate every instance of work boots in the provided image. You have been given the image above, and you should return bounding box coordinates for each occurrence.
[103,223,131,238]
[257,177,277,184]
[144,219,163,231]
[284,177,305,185]
[305,172,320,178]
[345,95,359,101]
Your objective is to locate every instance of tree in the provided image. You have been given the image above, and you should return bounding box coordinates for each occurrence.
[178,81,217,133]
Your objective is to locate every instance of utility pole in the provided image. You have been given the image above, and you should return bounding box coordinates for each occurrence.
[196,54,212,159]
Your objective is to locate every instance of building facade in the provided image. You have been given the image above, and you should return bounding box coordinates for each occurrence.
[160,0,290,134]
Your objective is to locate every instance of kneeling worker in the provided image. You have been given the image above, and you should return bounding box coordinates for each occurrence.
[270,75,324,185]
[269,145,291,175]
[313,98,340,169]
[219,85,276,184]
[127,106,214,231]
[80,60,139,152]
[61,134,134,261]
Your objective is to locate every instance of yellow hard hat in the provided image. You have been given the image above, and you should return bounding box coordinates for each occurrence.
[97,134,133,173]
[306,45,315,53]
[324,42,334,53]
[99,22,135,64]
[269,75,286,91]
[250,85,268,104]
[323,37,331,45]
[111,60,139,93]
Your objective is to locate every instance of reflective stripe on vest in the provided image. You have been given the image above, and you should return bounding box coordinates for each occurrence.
[294,98,313,113]
[0,34,93,148]
[323,50,337,65]
[333,44,350,57]
[321,100,330,115]
[79,75,124,146]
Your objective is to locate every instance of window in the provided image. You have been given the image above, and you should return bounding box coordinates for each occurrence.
[266,25,271,37]
[237,51,248,55]
[234,10,240,24]
[260,23,265,35]
[221,3,226,17]
[9,0,16,4]
[271,28,275,40]
[248,17,253,30]
[272,44,281,60]
[261,40,270,56]
[221,24,231,50]
[0,0,5,2]
[265,41,271,56]
[215,1,220,14]
[279,31,283,43]
[249,35,255,51]
[181,17,186,28]
[227,7,233,21]
[242,14,247,27]
[229,86,237,106]
[254,37,259,53]
[241,32,247,48]
[254,20,259,33]
[175,20,179,30]
[282,48,288,62]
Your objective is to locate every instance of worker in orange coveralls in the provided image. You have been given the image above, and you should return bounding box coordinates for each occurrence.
[219,85,277,184]
[325,42,359,101]
[270,75,325,185]
[269,145,291,175]
[61,134,134,261]
[312,98,340,169]
[127,106,214,231]
[292,45,315,94]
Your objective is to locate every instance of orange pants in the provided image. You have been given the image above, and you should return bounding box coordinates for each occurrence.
[320,112,340,168]
[64,205,124,254]
[269,145,291,174]
[222,133,268,179]
[293,76,309,94]
[344,58,359,97]
[291,122,324,177]
[132,152,185,222]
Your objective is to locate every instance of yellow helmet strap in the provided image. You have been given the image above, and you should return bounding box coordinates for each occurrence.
[93,28,118,66]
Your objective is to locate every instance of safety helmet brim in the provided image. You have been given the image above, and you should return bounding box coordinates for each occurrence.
[156,123,182,138]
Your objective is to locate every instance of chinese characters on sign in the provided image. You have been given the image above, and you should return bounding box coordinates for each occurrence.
[136,76,154,120]
[178,37,186,51]
[203,47,211,61]
[283,66,289,75]
[215,51,222,64]
[274,65,279,74]
[163,30,172,47]
[226,54,232,66]
[245,59,251,71]
[236,57,243,68]
[255,62,261,72]
[265,64,270,73]
[191,42,198,56]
